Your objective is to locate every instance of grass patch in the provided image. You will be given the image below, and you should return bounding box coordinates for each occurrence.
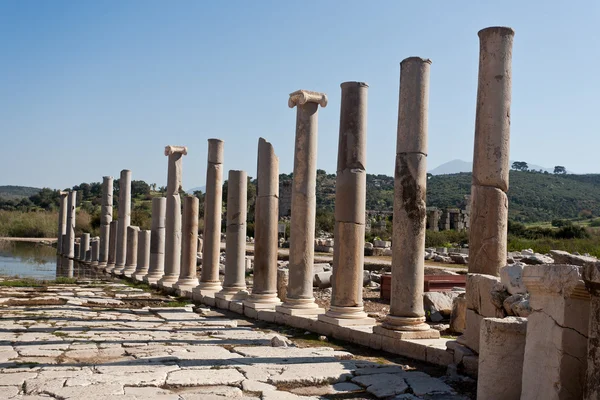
[52,331,69,337]
[164,300,192,307]
[120,279,152,292]
[0,279,44,287]
[54,277,77,285]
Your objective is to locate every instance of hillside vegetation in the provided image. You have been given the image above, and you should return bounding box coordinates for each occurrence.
[0,186,41,200]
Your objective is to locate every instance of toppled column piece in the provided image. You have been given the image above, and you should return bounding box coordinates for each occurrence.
[144,197,166,285]
[174,195,200,295]
[217,170,248,302]
[244,138,282,312]
[114,169,132,274]
[319,82,374,327]
[374,57,439,339]
[277,90,327,317]
[159,145,187,288]
[98,176,113,267]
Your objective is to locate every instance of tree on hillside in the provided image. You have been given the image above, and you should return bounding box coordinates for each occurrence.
[511,161,529,171]
[554,166,567,174]
[131,180,151,197]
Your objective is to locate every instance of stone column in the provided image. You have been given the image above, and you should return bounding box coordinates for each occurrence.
[73,243,80,261]
[105,220,118,272]
[582,263,600,400]
[132,230,151,281]
[57,192,68,255]
[216,170,248,303]
[158,145,187,288]
[80,233,90,262]
[521,264,589,400]
[144,197,166,285]
[174,195,200,295]
[374,57,438,339]
[113,169,131,274]
[319,82,374,326]
[98,176,113,268]
[469,27,514,276]
[194,139,224,299]
[276,90,327,316]
[64,191,77,259]
[243,138,282,313]
[91,237,100,267]
[123,225,140,277]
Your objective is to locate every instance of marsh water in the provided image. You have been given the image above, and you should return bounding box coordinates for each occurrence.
[0,241,100,280]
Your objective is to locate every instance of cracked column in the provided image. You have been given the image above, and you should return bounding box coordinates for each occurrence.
[64,191,77,259]
[158,145,187,289]
[113,169,131,275]
[57,192,68,255]
[174,195,200,296]
[144,197,166,285]
[276,90,327,316]
[521,264,590,400]
[216,170,248,304]
[243,138,282,314]
[374,57,439,339]
[98,176,113,268]
[105,220,118,272]
[319,82,374,327]
[583,263,600,400]
[80,233,90,262]
[123,225,140,277]
[194,139,224,299]
[132,230,151,281]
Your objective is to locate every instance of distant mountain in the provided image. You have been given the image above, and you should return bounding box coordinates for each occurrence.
[429,159,560,175]
[0,186,41,200]
[186,186,206,194]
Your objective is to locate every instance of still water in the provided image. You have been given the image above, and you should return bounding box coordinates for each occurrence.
[0,241,100,280]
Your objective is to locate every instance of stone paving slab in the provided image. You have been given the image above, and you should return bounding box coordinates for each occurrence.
[0,282,472,399]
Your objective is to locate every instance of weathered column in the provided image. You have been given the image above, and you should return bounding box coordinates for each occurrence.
[123,225,140,277]
[374,58,438,339]
[319,82,374,326]
[174,196,200,296]
[144,197,166,285]
[91,237,100,266]
[216,170,248,303]
[64,191,77,259]
[243,138,282,314]
[194,139,224,299]
[73,242,80,261]
[469,26,514,276]
[582,263,600,400]
[113,169,131,274]
[158,146,187,288]
[105,220,118,272]
[276,90,327,316]
[521,264,589,399]
[98,176,113,268]
[80,233,90,262]
[132,230,151,281]
[57,192,68,255]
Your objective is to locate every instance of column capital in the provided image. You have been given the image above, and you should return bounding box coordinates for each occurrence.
[523,264,589,300]
[288,90,328,108]
[59,191,68,197]
[164,145,188,156]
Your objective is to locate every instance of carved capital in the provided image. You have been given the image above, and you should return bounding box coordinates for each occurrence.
[164,145,188,156]
[288,90,328,108]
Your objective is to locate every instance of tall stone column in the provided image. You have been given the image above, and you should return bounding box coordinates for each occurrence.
[144,197,166,285]
[194,139,224,299]
[64,191,77,259]
[123,226,140,277]
[73,243,80,261]
[57,192,68,255]
[113,169,131,274]
[319,82,374,326]
[276,90,327,316]
[91,237,100,267]
[80,233,90,262]
[98,176,113,268]
[469,26,514,277]
[158,146,187,288]
[243,138,282,313]
[105,220,118,272]
[521,264,589,400]
[216,170,248,303]
[374,58,439,339]
[174,196,200,296]
[133,230,151,281]
[582,263,600,400]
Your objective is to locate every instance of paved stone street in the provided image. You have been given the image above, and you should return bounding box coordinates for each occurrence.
[0,281,472,399]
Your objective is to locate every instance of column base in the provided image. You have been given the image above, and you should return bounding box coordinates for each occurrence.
[112,265,125,275]
[122,265,137,277]
[91,261,99,267]
[243,294,281,311]
[158,274,179,289]
[318,306,376,326]
[104,263,116,273]
[215,288,249,301]
[97,262,107,269]
[373,315,440,339]
[143,273,163,285]
[373,324,440,339]
[173,279,200,298]
[276,298,324,316]
[132,271,149,282]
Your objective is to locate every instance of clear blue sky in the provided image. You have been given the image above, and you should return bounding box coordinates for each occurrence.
[1,1,597,190]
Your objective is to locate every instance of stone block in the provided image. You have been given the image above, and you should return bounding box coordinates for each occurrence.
[244,307,258,319]
[391,339,427,362]
[449,294,466,333]
[500,262,526,295]
[215,298,231,311]
[446,340,474,365]
[456,308,484,353]
[229,301,244,314]
[202,296,216,307]
[425,346,454,366]
[477,317,527,400]
[466,273,504,317]
[257,310,276,323]
[347,327,372,347]
[461,355,479,377]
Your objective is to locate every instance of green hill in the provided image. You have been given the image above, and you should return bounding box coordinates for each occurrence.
[0,186,42,200]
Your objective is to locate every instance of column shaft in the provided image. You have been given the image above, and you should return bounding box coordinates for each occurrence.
[64,191,77,258]
[99,176,113,266]
[114,169,131,274]
[91,237,100,266]
[105,220,118,272]
[80,233,90,261]
[133,230,151,281]
[123,226,140,277]
[145,197,166,284]
[57,192,68,255]
[174,195,200,293]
